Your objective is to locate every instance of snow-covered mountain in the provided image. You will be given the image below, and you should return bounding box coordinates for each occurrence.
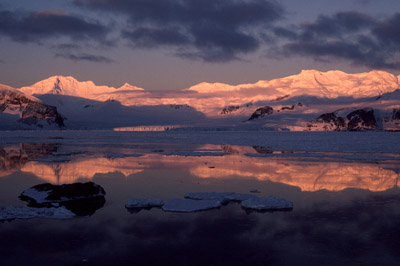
[19,76,144,102]
[1,69,400,131]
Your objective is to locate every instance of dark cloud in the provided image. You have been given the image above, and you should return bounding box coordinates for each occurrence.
[122,27,190,48]
[74,0,284,62]
[0,9,109,44]
[274,11,400,70]
[55,52,113,63]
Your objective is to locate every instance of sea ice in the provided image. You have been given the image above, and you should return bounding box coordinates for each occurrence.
[125,198,164,209]
[162,198,221,212]
[241,196,293,211]
[184,192,234,204]
[184,192,257,204]
[0,206,75,221]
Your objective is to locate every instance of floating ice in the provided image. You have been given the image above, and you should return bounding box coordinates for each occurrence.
[184,192,234,204]
[162,198,221,212]
[184,192,257,204]
[224,193,258,202]
[241,196,293,211]
[0,206,75,221]
[125,198,164,209]
[20,188,50,204]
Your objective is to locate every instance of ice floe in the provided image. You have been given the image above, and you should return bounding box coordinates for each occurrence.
[241,196,293,211]
[126,192,293,213]
[125,198,164,209]
[0,206,75,221]
[184,192,257,204]
[162,198,222,212]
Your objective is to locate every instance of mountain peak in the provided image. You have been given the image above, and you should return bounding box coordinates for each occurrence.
[118,82,144,91]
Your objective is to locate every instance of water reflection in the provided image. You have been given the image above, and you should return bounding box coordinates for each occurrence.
[1,143,399,192]
[1,140,400,265]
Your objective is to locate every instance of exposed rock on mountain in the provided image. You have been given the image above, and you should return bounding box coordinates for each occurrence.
[248,106,274,120]
[221,105,240,115]
[0,87,64,128]
[307,108,377,131]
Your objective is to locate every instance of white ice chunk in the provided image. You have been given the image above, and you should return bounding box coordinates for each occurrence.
[162,198,221,212]
[241,196,293,210]
[125,198,164,209]
[184,192,257,203]
[0,206,75,221]
[21,188,50,204]
[224,193,258,202]
[184,192,234,204]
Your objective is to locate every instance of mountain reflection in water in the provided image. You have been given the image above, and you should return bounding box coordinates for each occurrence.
[0,143,399,192]
[1,139,400,265]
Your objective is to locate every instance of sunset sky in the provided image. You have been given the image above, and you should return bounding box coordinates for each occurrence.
[1,0,399,90]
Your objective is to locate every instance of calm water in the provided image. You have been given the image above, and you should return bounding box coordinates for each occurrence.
[1,132,400,265]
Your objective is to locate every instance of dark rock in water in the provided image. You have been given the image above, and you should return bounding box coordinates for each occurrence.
[19,182,106,216]
[248,106,273,120]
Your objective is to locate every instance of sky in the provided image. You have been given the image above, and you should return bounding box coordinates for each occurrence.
[0,0,399,90]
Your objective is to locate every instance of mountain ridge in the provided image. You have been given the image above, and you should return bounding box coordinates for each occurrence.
[1,69,400,131]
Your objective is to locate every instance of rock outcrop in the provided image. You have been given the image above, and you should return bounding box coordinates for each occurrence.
[248,106,274,120]
[0,88,64,128]
[307,108,377,131]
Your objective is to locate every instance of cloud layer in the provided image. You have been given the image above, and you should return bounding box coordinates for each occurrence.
[75,0,284,62]
[0,9,108,43]
[274,11,400,69]
[1,1,399,70]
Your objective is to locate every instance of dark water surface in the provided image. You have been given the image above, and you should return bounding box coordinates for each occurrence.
[1,132,400,266]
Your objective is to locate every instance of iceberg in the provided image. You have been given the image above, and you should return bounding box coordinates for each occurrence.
[184,192,257,204]
[162,198,221,212]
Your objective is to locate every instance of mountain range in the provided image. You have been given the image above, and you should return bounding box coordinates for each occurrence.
[1,70,399,131]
